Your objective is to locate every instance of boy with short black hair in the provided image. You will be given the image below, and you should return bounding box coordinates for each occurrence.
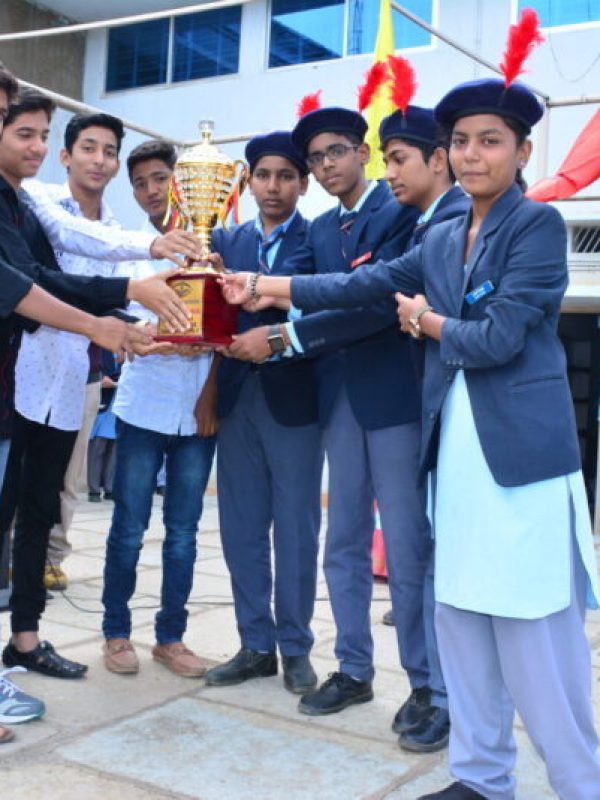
[203,132,323,694]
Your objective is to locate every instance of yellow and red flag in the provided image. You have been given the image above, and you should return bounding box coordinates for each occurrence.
[364,0,395,179]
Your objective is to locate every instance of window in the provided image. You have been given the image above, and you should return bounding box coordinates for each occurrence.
[269,0,345,68]
[347,0,432,55]
[106,7,242,92]
[269,0,432,67]
[518,0,600,28]
[106,19,169,92]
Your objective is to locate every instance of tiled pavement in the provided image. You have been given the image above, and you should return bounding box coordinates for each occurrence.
[1,489,599,799]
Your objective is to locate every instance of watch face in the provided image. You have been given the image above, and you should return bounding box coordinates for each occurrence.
[268,334,286,354]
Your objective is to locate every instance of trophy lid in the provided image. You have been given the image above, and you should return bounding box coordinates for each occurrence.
[176,120,235,168]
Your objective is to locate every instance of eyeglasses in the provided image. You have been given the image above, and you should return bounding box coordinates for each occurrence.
[305,143,359,168]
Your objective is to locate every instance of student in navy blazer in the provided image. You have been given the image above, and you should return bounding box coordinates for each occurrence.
[224,79,600,800]
[265,105,423,725]
[203,133,323,696]
[375,103,470,753]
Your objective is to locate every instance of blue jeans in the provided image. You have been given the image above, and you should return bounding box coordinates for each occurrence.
[102,420,215,644]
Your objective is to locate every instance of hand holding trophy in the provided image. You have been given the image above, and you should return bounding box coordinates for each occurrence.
[154,120,248,346]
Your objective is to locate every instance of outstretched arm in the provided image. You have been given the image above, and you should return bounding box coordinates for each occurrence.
[219,245,425,311]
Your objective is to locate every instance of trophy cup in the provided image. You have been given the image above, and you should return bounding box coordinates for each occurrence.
[155,120,248,344]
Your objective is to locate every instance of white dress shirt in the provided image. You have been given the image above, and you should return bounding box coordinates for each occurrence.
[112,222,212,436]
[15,182,147,431]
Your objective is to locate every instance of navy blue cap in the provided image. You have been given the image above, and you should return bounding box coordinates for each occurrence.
[245,131,308,176]
[434,78,544,132]
[292,107,368,154]
[379,105,439,148]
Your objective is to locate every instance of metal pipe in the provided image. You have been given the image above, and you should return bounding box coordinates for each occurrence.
[391,1,550,102]
[535,106,550,181]
[548,95,600,108]
[0,0,250,43]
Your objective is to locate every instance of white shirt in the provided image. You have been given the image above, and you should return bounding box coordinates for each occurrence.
[15,182,145,431]
[24,180,156,263]
[112,222,213,436]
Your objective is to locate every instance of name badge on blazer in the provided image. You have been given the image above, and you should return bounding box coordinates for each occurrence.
[350,251,372,269]
[465,280,495,305]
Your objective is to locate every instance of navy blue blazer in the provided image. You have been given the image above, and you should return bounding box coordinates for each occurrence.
[291,184,580,487]
[281,179,420,430]
[211,214,318,427]
[409,185,470,247]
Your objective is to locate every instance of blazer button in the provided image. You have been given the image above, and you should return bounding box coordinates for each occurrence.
[428,411,436,420]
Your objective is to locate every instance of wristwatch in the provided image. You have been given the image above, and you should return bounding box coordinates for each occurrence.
[267,324,287,355]
[408,304,433,339]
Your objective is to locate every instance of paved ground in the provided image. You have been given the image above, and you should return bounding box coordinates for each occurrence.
[1,488,599,799]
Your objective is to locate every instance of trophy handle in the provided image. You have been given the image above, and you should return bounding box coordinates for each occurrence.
[163,176,191,231]
[218,160,249,229]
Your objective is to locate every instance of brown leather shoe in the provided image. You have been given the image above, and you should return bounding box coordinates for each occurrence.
[0,725,15,744]
[152,643,208,678]
[103,639,139,675]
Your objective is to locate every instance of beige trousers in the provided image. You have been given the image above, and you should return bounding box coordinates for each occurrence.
[46,380,101,566]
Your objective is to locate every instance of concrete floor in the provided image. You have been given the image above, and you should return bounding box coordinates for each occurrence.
[1,489,599,799]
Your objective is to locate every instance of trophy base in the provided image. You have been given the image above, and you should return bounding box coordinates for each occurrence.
[155,271,237,345]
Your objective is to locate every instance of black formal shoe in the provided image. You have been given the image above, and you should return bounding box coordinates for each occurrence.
[392,686,432,733]
[298,672,373,716]
[88,492,101,503]
[399,705,450,753]
[103,491,114,501]
[282,655,317,695]
[382,608,395,626]
[204,647,277,686]
[417,781,486,799]
[2,641,87,679]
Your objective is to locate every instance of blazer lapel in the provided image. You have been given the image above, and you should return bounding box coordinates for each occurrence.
[343,180,387,263]
[240,224,259,273]
[271,214,304,275]
[446,217,469,315]
[461,184,523,295]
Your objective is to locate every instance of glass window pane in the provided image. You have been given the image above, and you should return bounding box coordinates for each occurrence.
[347,0,432,55]
[269,0,345,68]
[106,19,169,92]
[172,7,242,83]
[518,0,600,27]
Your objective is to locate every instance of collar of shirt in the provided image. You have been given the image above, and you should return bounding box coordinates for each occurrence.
[339,180,376,215]
[417,189,449,226]
[254,209,297,242]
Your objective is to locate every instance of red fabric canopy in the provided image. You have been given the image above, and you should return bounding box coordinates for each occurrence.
[527,109,600,202]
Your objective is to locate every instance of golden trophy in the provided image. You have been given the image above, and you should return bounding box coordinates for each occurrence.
[155,120,248,344]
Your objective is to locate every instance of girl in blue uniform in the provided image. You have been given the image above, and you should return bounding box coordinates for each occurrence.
[221,75,600,800]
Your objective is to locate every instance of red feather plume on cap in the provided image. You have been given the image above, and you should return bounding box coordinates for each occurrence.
[499,7,544,87]
[296,90,323,118]
[387,55,417,115]
[357,61,390,113]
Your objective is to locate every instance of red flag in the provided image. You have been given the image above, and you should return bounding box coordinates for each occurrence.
[527,109,600,202]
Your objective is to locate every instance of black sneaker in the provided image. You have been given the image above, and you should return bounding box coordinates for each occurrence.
[204,647,277,686]
[282,655,317,695]
[392,686,432,733]
[399,705,450,753]
[417,782,486,799]
[298,672,373,716]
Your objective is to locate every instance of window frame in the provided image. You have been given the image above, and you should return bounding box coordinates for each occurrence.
[266,0,438,72]
[513,0,600,33]
[103,6,243,95]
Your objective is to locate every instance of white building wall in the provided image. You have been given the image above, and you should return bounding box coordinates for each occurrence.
[69,0,600,228]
